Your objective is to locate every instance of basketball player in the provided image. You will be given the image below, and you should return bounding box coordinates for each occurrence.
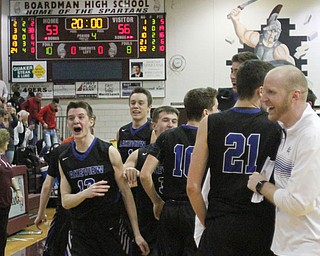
[59,101,149,256]
[140,88,218,256]
[124,106,179,255]
[35,142,71,256]
[117,87,153,163]
[187,60,281,255]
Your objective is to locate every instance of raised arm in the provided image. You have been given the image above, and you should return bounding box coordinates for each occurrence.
[229,7,259,48]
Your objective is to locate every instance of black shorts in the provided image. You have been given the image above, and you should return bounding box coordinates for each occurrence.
[70,216,129,256]
[157,200,197,256]
[43,206,71,256]
[197,214,275,256]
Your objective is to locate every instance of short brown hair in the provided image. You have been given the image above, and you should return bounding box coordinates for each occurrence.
[0,129,10,148]
[232,51,258,63]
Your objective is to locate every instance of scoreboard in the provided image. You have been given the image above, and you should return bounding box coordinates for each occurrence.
[9,12,166,82]
[10,14,165,60]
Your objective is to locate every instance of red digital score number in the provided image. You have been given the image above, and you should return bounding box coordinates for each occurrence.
[118,24,131,34]
[28,19,36,54]
[45,24,59,39]
[159,18,165,52]
[69,45,105,56]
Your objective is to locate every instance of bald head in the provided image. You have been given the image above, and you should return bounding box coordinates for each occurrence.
[265,65,308,102]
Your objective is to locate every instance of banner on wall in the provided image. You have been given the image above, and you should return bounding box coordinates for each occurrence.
[53,83,76,98]
[143,81,165,97]
[19,83,53,99]
[98,81,121,98]
[75,81,98,97]
[12,61,47,83]
[121,81,141,98]
[129,59,165,80]
[10,0,165,16]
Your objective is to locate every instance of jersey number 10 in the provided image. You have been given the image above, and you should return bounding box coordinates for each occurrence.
[173,144,194,178]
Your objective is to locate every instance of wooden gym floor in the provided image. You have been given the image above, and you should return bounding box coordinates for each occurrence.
[5,208,55,256]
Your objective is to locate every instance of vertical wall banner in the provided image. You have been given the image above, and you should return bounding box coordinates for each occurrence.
[53,83,76,98]
[98,81,121,98]
[11,61,47,82]
[75,81,98,97]
[129,59,165,80]
[121,81,142,98]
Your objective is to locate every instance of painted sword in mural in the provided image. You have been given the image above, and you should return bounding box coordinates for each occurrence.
[227,0,258,19]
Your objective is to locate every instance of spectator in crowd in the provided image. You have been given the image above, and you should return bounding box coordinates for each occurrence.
[0,128,23,255]
[0,80,9,103]
[27,91,35,100]
[37,97,59,157]
[0,106,18,163]
[14,110,33,148]
[21,92,42,146]
[8,91,25,113]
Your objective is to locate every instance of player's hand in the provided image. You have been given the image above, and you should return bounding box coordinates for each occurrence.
[83,180,110,198]
[34,213,48,230]
[123,167,139,184]
[135,234,150,256]
[247,172,265,193]
[153,200,165,220]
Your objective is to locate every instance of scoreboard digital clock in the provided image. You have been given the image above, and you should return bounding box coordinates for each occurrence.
[10,14,166,60]
[65,17,109,30]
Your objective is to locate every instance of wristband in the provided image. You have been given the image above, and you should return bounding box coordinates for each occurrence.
[256,180,267,195]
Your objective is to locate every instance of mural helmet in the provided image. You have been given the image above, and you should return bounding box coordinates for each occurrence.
[263,4,283,42]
